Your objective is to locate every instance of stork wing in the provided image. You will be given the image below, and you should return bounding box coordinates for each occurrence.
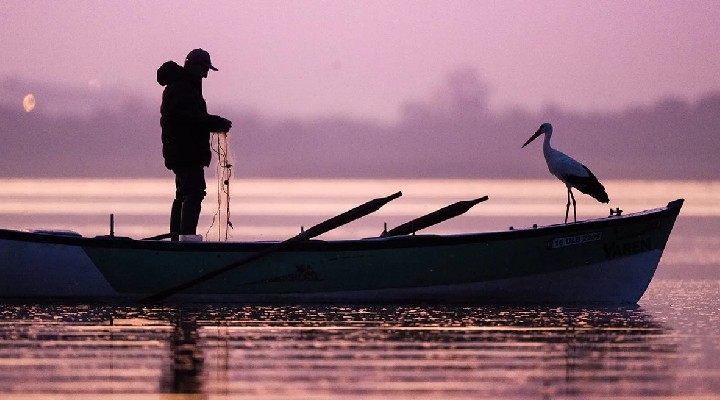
[563,165,609,203]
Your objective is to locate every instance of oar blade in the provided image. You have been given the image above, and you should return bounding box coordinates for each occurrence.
[302,191,402,239]
[383,196,488,237]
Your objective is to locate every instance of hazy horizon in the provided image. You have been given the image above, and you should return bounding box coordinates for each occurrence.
[2,67,719,180]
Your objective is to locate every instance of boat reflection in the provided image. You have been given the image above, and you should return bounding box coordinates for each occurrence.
[0,304,677,398]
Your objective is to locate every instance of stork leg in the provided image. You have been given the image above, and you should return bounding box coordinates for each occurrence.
[570,189,577,222]
[565,188,571,224]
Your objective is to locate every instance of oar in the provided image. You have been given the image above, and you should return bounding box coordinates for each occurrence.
[142,191,402,303]
[142,232,177,241]
[381,196,488,237]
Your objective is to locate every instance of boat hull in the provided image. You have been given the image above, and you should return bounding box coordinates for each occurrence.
[0,199,683,304]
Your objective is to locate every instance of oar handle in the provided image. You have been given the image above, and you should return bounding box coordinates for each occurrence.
[142,232,177,241]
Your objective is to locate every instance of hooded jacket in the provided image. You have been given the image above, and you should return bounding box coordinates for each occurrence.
[157,61,227,169]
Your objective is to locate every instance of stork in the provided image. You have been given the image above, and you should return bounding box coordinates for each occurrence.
[522,123,609,223]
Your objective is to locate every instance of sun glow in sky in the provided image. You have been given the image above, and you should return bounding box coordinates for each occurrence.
[1,1,720,121]
[22,94,35,112]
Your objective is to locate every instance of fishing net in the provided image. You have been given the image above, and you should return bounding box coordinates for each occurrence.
[207,132,233,241]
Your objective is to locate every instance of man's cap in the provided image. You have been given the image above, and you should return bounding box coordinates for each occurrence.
[185,48,218,71]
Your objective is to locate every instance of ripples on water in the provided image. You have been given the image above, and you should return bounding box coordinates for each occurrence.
[0,280,718,399]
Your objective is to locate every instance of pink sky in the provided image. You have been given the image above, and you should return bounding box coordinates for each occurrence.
[2,0,720,121]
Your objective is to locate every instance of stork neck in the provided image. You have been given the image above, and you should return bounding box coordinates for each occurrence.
[542,132,552,153]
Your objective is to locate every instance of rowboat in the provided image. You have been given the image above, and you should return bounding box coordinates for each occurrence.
[0,195,683,304]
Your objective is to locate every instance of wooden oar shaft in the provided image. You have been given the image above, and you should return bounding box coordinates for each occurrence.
[302,191,402,238]
[382,196,488,237]
[142,191,402,303]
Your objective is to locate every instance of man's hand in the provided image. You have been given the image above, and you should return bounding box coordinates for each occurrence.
[220,118,232,132]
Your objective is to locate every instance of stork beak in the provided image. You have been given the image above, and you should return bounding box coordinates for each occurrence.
[521,129,543,148]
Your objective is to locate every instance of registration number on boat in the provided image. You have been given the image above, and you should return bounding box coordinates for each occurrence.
[549,232,602,249]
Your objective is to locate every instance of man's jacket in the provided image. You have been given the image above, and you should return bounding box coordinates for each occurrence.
[157,61,227,169]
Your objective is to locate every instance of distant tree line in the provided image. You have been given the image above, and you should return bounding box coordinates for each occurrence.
[1,70,719,179]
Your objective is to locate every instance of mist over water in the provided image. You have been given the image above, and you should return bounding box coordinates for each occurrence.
[0,178,714,239]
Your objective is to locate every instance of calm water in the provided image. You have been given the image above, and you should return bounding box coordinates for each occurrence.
[1,179,719,398]
[0,284,718,399]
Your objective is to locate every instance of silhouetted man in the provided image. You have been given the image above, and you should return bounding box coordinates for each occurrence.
[157,49,232,239]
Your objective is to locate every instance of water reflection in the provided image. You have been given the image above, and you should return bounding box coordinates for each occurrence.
[166,310,203,394]
[0,304,680,398]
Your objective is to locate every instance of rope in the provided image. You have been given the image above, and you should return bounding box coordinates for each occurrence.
[206,132,233,241]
